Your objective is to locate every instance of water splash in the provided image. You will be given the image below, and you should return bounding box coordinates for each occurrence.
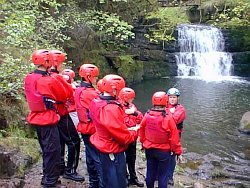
[175,24,233,81]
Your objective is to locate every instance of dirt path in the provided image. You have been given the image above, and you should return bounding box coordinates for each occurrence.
[23,144,147,188]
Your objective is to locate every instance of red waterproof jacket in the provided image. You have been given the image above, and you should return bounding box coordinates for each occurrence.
[166,104,186,132]
[75,82,99,135]
[122,103,143,127]
[90,95,138,153]
[139,109,182,155]
[66,84,76,113]
[25,70,60,126]
[50,72,74,116]
[67,94,76,112]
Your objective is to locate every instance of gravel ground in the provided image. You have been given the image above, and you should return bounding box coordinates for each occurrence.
[23,142,147,188]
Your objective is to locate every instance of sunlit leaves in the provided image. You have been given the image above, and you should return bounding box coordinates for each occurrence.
[82,10,135,47]
[208,0,250,28]
[145,7,189,44]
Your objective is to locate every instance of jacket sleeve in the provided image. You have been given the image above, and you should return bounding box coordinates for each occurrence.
[101,104,138,145]
[135,109,143,124]
[172,105,186,125]
[36,77,57,100]
[139,114,147,143]
[52,74,74,100]
[163,114,182,155]
[78,89,98,123]
[124,104,143,127]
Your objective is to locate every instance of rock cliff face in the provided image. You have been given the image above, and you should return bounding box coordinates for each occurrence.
[222,27,250,77]
[128,25,250,79]
[64,23,249,85]
[127,25,178,80]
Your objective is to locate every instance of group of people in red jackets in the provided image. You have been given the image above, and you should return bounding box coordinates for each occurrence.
[24,49,186,188]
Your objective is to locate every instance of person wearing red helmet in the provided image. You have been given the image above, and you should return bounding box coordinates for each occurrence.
[24,49,66,188]
[96,79,104,93]
[48,50,84,182]
[89,74,139,188]
[61,69,76,85]
[139,91,182,188]
[166,88,186,186]
[74,63,103,188]
[118,87,144,187]
[61,69,79,127]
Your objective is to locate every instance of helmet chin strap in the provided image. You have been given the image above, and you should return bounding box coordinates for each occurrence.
[87,75,93,86]
[103,92,112,96]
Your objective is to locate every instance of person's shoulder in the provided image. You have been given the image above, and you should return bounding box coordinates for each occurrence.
[105,100,123,110]
[37,74,53,83]
[177,104,186,109]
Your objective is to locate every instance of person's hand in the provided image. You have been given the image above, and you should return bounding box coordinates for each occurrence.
[128,124,140,131]
[170,107,176,114]
[176,155,182,163]
[125,106,136,114]
[140,147,145,153]
[62,75,70,81]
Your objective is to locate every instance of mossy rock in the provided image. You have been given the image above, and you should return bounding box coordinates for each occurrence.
[143,60,172,79]
[0,137,40,178]
[239,111,250,134]
[116,55,144,84]
[72,50,114,80]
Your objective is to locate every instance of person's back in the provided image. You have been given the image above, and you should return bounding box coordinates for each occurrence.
[118,87,144,187]
[48,50,84,182]
[75,64,103,188]
[89,74,139,188]
[24,49,66,188]
[25,70,60,126]
[140,91,182,188]
[90,93,138,153]
[61,69,79,126]
[76,64,99,135]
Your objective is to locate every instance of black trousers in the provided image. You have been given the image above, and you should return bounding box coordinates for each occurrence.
[35,125,61,186]
[57,114,81,174]
[125,141,137,181]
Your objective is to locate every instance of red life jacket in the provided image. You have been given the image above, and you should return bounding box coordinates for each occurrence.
[75,87,88,122]
[90,98,111,139]
[144,111,169,144]
[49,74,73,116]
[90,97,137,153]
[24,73,46,112]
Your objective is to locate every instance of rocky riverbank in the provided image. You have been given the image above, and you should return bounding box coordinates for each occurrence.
[1,140,250,188]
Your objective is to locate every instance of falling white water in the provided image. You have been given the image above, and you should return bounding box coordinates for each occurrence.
[175,24,233,80]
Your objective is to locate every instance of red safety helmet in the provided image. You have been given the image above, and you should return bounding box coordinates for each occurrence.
[119,87,135,103]
[102,74,125,97]
[31,49,51,68]
[97,79,104,93]
[61,69,75,83]
[152,91,167,106]
[49,50,66,68]
[79,64,99,83]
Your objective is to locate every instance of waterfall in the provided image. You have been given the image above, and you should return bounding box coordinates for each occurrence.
[175,24,232,80]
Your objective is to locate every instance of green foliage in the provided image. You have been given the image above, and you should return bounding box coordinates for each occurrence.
[117,55,143,83]
[82,10,135,49]
[0,0,142,99]
[0,0,81,99]
[203,0,250,28]
[0,54,33,99]
[0,95,32,137]
[0,136,40,162]
[145,7,190,44]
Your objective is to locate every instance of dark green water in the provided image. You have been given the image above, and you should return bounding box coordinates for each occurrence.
[132,77,250,161]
